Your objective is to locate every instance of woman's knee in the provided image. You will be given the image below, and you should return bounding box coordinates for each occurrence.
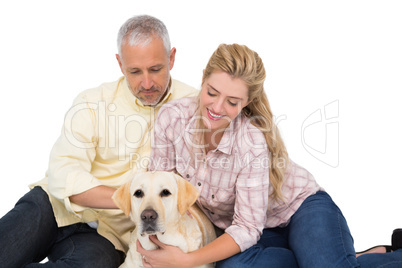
[288,191,357,268]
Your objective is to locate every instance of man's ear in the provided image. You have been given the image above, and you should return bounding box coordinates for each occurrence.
[112,181,132,217]
[169,47,176,70]
[115,54,124,75]
[174,173,199,216]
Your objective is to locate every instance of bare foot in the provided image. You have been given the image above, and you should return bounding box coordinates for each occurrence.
[356,246,388,257]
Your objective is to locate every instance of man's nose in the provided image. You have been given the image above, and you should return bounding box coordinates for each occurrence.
[141,73,154,89]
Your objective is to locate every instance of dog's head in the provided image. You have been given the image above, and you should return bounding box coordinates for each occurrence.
[112,171,199,236]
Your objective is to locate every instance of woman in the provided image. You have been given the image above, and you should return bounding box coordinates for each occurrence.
[139,44,402,267]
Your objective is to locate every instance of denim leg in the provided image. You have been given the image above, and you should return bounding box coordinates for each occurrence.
[25,223,125,268]
[0,186,58,268]
[288,191,358,268]
[357,249,402,267]
[216,228,298,268]
[0,187,124,268]
[217,191,402,268]
[288,191,402,268]
[258,227,289,248]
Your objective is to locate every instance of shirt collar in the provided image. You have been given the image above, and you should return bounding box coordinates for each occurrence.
[185,111,241,155]
[215,115,240,155]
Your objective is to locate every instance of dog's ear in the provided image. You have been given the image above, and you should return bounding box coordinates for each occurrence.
[175,173,200,216]
[112,181,132,217]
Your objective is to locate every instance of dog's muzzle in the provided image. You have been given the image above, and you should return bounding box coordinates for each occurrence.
[141,209,159,234]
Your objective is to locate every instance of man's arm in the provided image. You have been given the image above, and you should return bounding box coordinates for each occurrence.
[48,94,115,212]
[69,185,118,209]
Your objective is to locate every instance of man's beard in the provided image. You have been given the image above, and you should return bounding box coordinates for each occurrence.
[132,86,168,106]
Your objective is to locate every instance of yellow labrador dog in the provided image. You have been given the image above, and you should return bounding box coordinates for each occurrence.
[113,171,216,268]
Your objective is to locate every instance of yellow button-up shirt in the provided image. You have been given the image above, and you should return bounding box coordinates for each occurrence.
[31,76,198,252]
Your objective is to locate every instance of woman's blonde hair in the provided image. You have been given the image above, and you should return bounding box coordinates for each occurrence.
[202,43,289,202]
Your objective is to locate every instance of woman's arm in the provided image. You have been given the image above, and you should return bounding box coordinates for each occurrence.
[184,233,241,266]
[137,233,240,268]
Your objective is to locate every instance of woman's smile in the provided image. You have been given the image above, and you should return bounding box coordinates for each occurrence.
[207,108,225,121]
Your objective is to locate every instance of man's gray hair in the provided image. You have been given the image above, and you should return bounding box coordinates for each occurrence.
[117,15,171,55]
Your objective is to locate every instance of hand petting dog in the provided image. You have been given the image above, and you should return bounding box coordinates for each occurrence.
[137,235,192,268]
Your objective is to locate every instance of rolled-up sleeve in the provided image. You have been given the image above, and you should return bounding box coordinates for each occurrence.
[225,147,269,252]
[47,94,102,214]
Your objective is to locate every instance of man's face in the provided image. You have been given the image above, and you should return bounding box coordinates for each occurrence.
[116,37,176,106]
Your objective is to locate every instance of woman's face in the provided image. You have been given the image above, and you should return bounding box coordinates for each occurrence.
[200,71,250,132]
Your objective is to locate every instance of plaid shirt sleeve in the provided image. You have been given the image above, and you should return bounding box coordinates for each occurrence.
[223,125,269,251]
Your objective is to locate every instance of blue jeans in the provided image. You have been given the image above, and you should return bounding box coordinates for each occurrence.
[217,191,402,268]
[0,187,125,268]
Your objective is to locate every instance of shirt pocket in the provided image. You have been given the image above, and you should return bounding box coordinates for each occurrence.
[203,186,235,216]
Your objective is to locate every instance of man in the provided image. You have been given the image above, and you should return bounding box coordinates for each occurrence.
[0,15,198,267]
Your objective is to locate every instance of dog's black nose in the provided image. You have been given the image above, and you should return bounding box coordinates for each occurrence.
[141,209,158,223]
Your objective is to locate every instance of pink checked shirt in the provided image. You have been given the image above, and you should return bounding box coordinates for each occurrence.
[149,97,322,252]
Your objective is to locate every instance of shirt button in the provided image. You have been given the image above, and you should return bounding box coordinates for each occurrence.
[212,195,215,199]
[197,182,201,186]
[186,174,190,178]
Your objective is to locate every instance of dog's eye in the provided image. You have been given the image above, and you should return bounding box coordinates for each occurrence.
[133,190,144,198]
[160,189,171,197]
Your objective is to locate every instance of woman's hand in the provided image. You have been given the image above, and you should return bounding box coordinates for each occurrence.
[137,235,193,268]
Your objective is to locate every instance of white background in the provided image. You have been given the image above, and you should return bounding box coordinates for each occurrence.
[1,0,401,252]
